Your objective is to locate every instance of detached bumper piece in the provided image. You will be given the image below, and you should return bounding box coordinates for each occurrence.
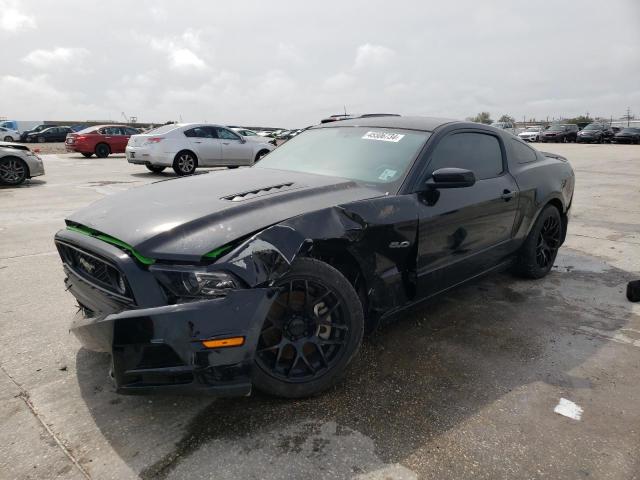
[72,288,276,395]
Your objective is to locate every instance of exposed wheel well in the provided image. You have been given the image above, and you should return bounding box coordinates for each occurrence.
[255,149,270,161]
[308,242,369,324]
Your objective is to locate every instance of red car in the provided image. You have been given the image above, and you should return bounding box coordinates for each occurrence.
[65,125,140,158]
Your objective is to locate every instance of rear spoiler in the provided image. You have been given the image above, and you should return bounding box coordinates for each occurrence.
[540,151,568,162]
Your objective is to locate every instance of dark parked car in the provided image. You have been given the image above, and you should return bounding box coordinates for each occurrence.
[54,116,574,398]
[576,123,615,144]
[26,126,72,143]
[611,127,640,144]
[20,124,58,142]
[540,124,578,143]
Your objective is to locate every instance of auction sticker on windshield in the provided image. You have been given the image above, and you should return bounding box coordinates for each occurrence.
[362,131,405,142]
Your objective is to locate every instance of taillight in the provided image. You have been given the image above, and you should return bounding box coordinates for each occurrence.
[148,137,163,143]
[76,135,86,141]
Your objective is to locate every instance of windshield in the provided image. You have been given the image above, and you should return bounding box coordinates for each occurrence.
[255,127,430,188]
[525,127,540,132]
[548,125,565,131]
[583,124,602,131]
[621,128,639,134]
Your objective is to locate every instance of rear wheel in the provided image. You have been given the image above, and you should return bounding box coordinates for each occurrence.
[81,152,93,158]
[95,143,110,158]
[3,136,11,142]
[38,137,46,143]
[0,157,28,185]
[146,164,166,173]
[253,258,364,398]
[513,205,562,279]
[172,151,197,175]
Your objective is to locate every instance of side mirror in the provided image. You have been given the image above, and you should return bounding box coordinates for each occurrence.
[426,168,476,189]
[239,137,246,144]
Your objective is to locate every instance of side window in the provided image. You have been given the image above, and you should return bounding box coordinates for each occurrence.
[216,127,241,140]
[428,132,504,180]
[125,127,139,135]
[184,127,217,138]
[511,139,538,164]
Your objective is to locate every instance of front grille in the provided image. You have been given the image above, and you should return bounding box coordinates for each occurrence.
[56,241,132,300]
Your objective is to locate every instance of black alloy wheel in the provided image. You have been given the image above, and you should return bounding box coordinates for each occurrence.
[38,136,46,143]
[513,205,562,279]
[253,258,363,398]
[0,157,27,185]
[535,215,561,269]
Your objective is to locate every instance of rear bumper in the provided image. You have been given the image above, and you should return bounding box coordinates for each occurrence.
[126,146,172,166]
[56,229,277,396]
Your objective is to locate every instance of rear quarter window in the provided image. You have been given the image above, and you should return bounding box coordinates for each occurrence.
[511,139,538,164]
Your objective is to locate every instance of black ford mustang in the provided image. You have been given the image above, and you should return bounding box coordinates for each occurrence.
[55,116,574,398]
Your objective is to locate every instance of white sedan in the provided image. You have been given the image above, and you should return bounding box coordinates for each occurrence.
[126,123,276,175]
[0,127,20,142]
[518,126,544,142]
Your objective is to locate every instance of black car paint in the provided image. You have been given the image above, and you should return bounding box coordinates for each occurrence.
[540,124,578,143]
[611,128,640,144]
[26,126,71,142]
[55,117,575,395]
[576,123,615,144]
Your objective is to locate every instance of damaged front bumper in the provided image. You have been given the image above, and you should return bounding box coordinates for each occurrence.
[56,229,277,396]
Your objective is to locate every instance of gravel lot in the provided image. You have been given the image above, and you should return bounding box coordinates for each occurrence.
[1,145,639,479]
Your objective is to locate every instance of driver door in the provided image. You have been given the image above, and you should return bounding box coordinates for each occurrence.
[216,127,253,165]
[415,130,520,298]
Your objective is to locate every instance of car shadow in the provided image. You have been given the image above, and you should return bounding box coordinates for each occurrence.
[75,250,636,478]
[0,178,47,189]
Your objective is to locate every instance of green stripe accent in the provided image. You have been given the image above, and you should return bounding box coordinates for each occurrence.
[203,244,233,259]
[66,225,156,265]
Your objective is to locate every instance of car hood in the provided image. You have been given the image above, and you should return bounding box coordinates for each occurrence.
[66,168,383,262]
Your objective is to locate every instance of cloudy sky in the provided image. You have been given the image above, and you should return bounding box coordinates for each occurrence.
[1,0,638,127]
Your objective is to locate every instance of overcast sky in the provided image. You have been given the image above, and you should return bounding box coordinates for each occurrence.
[1,0,638,127]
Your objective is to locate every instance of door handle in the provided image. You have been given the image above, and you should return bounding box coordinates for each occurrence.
[193,141,202,143]
[501,189,515,201]
[222,142,230,145]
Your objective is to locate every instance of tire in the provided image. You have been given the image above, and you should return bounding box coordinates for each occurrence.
[95,143,110,158]
[253,258,364,398]
[172,151,197,175]
[255,149,270,162]
[146,164,166,173]
[81,152,93,158]
[3,136,12,142]
[38,137,46,143]
[0,157,28,185]
[227,166,239,169]
[513,205,562,279]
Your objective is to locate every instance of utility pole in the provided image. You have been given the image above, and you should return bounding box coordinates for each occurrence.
[622,107,633,127]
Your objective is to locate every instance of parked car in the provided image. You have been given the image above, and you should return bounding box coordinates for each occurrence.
[19,124,58,142]
[230,127,277,146]
[0,141,45,185]
[65,125,140,158]
[540,124,578,143]
[55,116,574,398]
[126,123,276,175]
[576,123,614,144]
[490,122,517,135]
[518,126,544,142]
[611,127,640,144]
[25,126,72,143]
[0,120,42,134]
[0,127,20,142]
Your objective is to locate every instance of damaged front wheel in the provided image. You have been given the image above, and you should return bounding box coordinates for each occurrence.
[253,258,364,398]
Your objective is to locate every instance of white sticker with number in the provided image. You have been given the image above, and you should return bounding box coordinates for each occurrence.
[362,131,405,142]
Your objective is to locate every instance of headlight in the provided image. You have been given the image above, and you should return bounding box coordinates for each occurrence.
[151,265,241,299]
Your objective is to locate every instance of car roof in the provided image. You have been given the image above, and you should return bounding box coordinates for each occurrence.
[313,115,458,132]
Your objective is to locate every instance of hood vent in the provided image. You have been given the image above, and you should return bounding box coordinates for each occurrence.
[222,182,298,202]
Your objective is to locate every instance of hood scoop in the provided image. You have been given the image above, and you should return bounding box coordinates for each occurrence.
[222,182,299,202]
